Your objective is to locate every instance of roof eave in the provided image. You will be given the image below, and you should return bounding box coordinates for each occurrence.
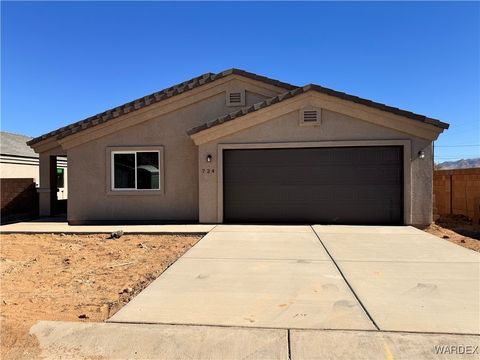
[27,69,297,147]
[188,87,448,145]
[188,85,450,137]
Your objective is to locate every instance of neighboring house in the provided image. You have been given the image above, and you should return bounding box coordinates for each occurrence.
[1,131,68,200]
[0,131,67,222]
[1,132,39,182]
[27,69,448,226]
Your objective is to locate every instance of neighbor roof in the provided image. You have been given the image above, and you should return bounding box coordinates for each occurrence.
[1,132,38,158]
[187,84,450,136]
[27,69,297,146]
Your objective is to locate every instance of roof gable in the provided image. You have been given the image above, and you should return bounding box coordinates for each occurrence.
[188,84,449,137]
[188,85,449,144]
[27,69,297,148]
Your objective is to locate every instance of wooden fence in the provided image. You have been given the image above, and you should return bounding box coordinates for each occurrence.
[433,168,480,223]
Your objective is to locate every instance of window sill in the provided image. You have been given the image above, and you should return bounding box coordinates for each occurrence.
[106,189,164,196]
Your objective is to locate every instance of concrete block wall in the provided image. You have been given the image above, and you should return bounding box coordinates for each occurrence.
[0,178,39,218]
[433,168,480,221]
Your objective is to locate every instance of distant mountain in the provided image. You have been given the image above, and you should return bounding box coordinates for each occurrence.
[436,158,480,170]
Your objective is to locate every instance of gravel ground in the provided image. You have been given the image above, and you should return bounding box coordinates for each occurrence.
[424,215,480,252]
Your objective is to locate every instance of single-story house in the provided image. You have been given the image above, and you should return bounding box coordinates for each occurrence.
[27,69,448,226]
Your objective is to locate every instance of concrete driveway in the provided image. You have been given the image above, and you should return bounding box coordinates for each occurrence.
[109,225,480,335]
[314,225,480,334]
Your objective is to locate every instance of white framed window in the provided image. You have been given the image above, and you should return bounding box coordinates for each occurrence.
[111,150,160,191]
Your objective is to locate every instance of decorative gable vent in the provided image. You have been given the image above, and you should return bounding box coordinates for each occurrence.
[303,110,318,122]
[229,92,242,103]
[300,108,322,126]
[226,90,245,107]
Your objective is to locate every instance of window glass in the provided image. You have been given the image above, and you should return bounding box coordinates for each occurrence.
[136,152,160,189]
[56,168,64,188]
[114,153,135,189]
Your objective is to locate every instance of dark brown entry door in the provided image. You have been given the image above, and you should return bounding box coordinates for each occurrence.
[223,146,403,224]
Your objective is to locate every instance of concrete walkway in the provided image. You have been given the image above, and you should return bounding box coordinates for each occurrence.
[31,321,480,360]
[110,224,480,335]
[0,220,215,234]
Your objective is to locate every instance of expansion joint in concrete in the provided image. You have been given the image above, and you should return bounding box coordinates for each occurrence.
[287,329,292,360]
[310,226,381,331]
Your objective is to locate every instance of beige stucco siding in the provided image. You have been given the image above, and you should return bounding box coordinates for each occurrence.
[67,83,272,223]
[0,163,39,182]
[198,108,433,226]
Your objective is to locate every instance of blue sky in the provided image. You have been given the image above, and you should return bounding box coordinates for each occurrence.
[2,1,479,162]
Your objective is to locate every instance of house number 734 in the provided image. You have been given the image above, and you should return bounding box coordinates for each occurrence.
[202,168,215,174]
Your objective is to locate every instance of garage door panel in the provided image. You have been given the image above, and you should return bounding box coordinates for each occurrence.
[226,170,401,187]
[227,184,400,202]
[226,203,401,224]
[223,147,403,224]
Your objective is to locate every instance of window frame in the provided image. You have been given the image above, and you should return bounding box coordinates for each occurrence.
[108,147,164,194]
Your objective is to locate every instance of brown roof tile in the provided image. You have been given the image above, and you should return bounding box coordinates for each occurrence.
[27,69,297,146]
[187,84,449,136]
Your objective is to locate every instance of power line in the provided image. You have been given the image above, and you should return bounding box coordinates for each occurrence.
[435,157,479,159]
[435,144,480,147]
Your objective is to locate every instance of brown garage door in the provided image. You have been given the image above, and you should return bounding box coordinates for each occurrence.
[223,146,403,224]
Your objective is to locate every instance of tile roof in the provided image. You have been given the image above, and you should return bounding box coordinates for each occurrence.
[27,69,297,146]
[1,131,38,158]
[187,84,449,136]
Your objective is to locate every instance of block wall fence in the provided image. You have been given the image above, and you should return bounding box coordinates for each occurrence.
[0,178,38,220]
[433,168,480,223]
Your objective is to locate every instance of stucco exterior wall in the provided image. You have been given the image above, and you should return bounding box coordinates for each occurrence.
[198,108,433,226]
[67,80,273,223]
[0,163,39,183]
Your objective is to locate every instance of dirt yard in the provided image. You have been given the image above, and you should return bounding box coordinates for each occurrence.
[424,215,480,252]
[0,233,202,360]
